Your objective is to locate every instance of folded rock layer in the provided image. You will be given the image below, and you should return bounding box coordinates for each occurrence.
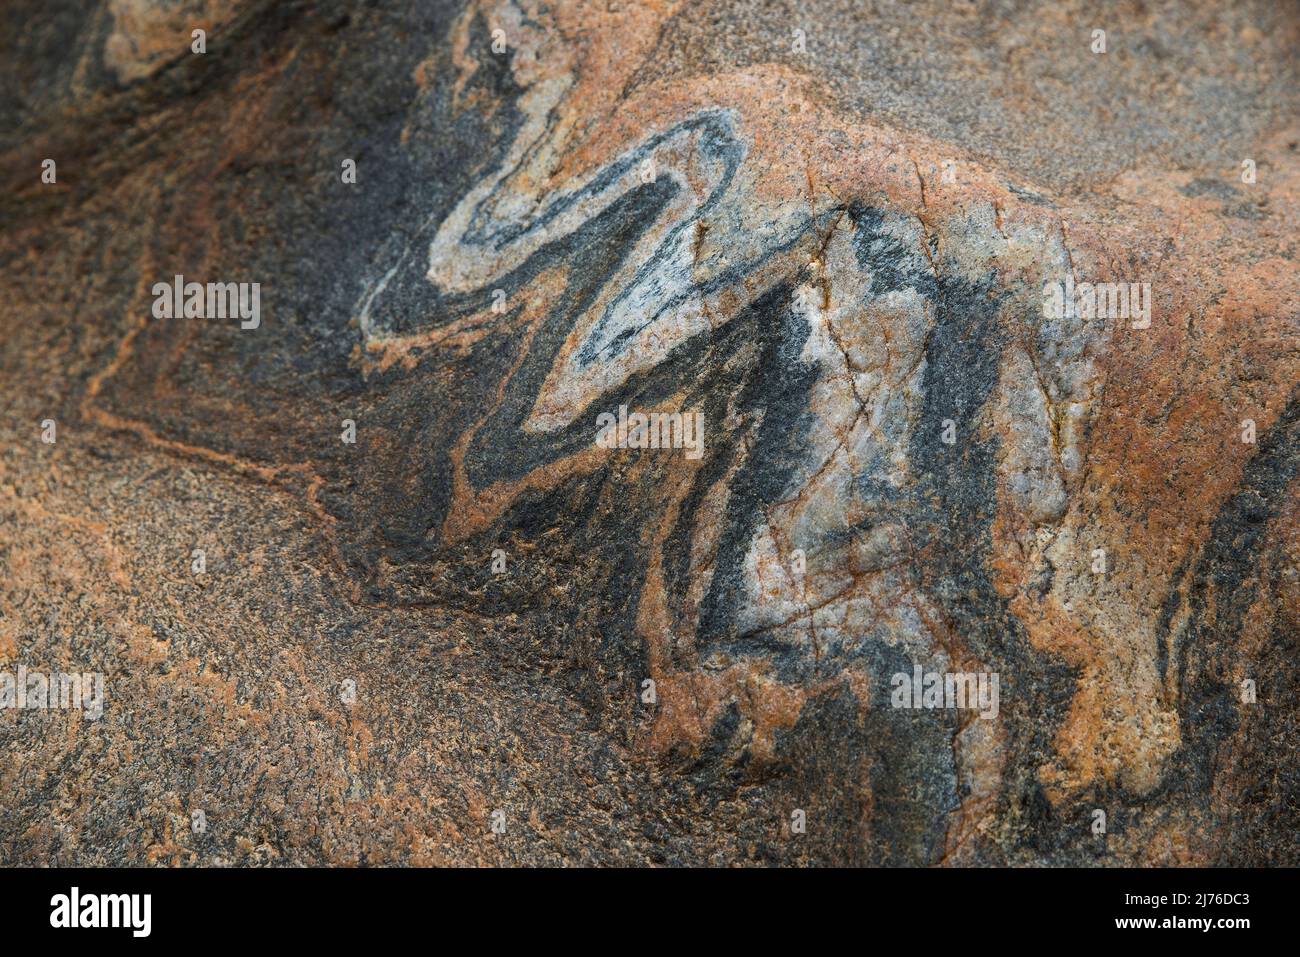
[0,0,1297,865]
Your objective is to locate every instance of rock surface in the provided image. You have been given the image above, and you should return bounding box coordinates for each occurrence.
[0,0,1297,865]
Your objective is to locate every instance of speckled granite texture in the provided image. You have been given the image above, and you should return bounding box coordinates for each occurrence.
[1,0,1297,865]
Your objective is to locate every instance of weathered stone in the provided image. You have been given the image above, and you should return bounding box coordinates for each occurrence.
[0,0,1296,865]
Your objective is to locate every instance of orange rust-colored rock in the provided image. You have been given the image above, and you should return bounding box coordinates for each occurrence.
[0,0,1296,865]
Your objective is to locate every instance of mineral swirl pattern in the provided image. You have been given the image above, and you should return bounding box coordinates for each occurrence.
[0,0,1296,865]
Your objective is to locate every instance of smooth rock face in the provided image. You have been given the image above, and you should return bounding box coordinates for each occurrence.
[0,0,1297,866]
